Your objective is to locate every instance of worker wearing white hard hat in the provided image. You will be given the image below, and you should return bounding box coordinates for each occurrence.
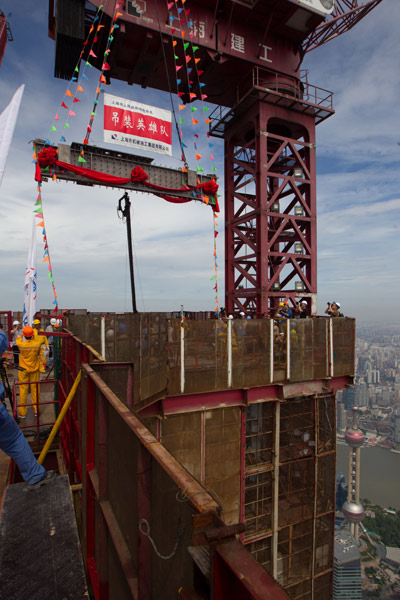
[11,320,22,366]
[325,301,341,317]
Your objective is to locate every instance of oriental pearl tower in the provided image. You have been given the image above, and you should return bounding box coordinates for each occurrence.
[342,407,365,542]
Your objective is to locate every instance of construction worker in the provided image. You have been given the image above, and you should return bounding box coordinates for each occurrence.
[33,319,48,376]
[16,326,45,418]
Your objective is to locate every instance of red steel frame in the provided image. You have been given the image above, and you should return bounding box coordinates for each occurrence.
[224,100,317,316]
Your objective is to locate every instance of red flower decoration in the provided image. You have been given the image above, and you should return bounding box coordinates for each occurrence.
[203,180,219,195]
[37,147,58,168]
[131,166,148,183]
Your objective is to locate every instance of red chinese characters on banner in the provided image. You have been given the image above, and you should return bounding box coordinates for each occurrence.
[104,93,172,156]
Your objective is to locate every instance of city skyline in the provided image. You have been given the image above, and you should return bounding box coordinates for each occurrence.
[0,1,399,321]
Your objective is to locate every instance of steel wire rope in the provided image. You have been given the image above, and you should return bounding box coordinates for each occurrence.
[154,0,189,170]
[139,514,183,560]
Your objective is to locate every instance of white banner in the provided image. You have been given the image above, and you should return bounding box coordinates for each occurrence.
[23,217,37,327]
[104,93,172,156]
[0,84,25,188]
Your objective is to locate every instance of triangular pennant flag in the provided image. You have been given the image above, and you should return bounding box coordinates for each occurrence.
[192,118,198,124]
[186,55,191,63]
[64,122,70,128]
[37,221,44,228]
[100,74,107,83]
[50,126,57,132]
[78,156,87,163]
[61,101,69,109]
[195,153,202,160]
[54,113,59,121]
[178,105,186,110]
[190,106,198,112]
[42,256,50,263]
[189,92,197,99]
[60,136,66,142]
[196,166,204,172]
[65,90,74,97]
[77,85,84,92]
[201,94,208,100]
[172,40,177,47]
[179,118,185,124]
[205,118,212,124]
[176,79,181,85]
[73,97,80,103]
[210,155,214,160]
[176,65,182,72]
[89,50,97,58]
[68,110,76,116]
[184,42,189,50]
[195,58,201,64]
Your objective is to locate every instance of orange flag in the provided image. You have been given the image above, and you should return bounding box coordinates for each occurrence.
[65,90,74,97]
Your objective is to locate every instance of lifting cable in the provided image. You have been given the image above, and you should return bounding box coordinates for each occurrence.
[154,0,189,170]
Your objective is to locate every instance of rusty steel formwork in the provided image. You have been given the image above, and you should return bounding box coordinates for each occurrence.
[59,334,291,600]
[58,313,355,599]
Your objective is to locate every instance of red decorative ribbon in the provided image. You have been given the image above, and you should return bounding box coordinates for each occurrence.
[36,147,219,211]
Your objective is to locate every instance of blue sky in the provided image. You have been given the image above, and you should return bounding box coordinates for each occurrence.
[0,0,399,323]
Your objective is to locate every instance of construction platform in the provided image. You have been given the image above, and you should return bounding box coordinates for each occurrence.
[0,475,87,600]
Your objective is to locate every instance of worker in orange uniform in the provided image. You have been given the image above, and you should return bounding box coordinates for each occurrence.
[16,326,45,419]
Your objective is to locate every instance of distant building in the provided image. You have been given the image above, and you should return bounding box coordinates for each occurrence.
[378,389,391,407]
[355,383,368,407]
[336,473,348,511]
[333,530,362,600]
[337,402,346,432]
[343,387,355,411]
[394,413,400,444]
[382,546,400,572]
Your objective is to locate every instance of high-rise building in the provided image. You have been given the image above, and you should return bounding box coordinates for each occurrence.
[394,413,400,445]
[342,388,355,411]
[337,402,346,432]
[333,530,362,600]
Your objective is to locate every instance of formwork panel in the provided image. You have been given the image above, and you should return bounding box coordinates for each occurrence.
[290,320,314,382]
[184,320,219,394]
[139,313,167,402]
[150,460,201,600]
[166,318,181,396]
[332,318,355,376]
[107,540,133,600]
[161,413,202,481]
[106,404,139,572]
[204,407,241,526]
[232,320,270,389]
[313,319,328,380]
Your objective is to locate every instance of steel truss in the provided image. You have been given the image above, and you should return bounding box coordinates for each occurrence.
[225,100,317,316]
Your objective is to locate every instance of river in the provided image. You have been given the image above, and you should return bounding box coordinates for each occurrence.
[336,443,400,510]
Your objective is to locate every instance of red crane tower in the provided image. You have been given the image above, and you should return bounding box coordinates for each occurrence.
[49,0,382,318]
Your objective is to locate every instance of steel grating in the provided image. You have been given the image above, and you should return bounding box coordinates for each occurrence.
[0,475,87,600]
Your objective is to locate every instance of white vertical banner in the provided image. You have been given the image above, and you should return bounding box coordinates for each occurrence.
[23,217,37,327]
[0,84,25,188]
